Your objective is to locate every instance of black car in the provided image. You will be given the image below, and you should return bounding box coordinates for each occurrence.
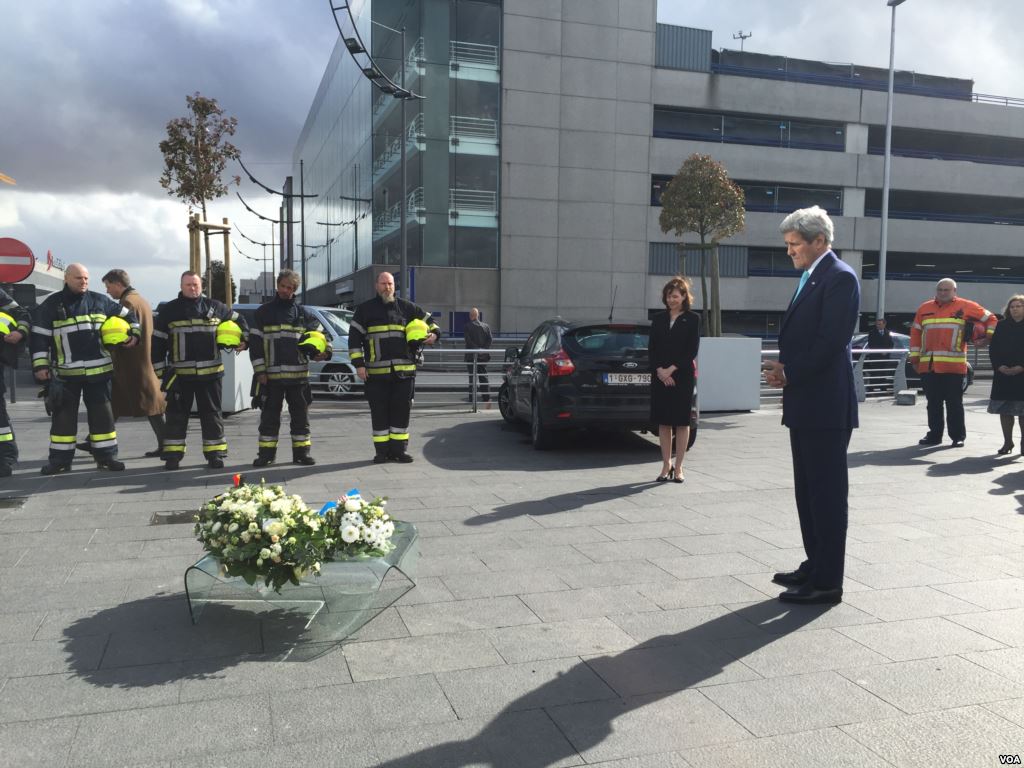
[498,318,697,450]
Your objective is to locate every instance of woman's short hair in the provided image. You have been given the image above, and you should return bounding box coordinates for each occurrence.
[1003,294,1024,319]
[661,276,692,311]
[779,205,834,245]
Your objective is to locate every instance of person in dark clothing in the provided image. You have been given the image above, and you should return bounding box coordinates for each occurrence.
[865,316,895,394]
[988,294,1024,455]
[152,271,247,470]
[349,272,440,464]
[0,288,30,476]
[463,307,492,402]
[31,263,141,474]
[249,269,330,467]
[648,276,699,483]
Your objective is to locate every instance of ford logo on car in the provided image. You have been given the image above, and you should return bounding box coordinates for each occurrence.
[622,362,638,369]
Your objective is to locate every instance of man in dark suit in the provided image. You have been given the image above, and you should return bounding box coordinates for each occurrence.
[763,206,860,605]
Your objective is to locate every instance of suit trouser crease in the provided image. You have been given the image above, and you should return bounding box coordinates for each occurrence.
[49,379,117,464]
[921,372,965,441]
[790,428,851,589]
[162,380,225,460]
[258,383,312,459]
[366,375,413,456]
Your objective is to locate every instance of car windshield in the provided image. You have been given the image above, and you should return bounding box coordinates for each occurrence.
[319,310,350,337]
[563,324,649,354]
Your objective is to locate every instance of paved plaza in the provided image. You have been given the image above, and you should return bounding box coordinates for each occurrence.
[1,386,1022,767]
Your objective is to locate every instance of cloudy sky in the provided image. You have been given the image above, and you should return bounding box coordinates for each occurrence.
[2,0,1021,303]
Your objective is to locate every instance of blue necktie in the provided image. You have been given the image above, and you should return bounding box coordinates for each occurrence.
[792,270,810,302]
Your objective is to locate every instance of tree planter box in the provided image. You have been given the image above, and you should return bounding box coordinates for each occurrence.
[696,337,762,412]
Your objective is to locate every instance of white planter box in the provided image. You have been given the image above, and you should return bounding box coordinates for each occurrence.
[696,337,762,412]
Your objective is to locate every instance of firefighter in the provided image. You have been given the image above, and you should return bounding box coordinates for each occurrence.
[0,288,30,476]
[911,277,996,447]
[152,271,248,470]
[249,269,331,467]
[31,263,140,475]
[349,271,440,463]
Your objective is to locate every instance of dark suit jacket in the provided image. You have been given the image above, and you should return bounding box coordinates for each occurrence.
[778,250,860,430]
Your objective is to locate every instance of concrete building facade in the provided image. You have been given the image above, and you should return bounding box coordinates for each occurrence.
[290,0,1024,336]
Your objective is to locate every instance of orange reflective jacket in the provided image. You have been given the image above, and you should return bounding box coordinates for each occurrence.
[909,297,995,375]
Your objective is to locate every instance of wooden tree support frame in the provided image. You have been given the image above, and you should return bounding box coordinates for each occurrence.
[188,214,234,305]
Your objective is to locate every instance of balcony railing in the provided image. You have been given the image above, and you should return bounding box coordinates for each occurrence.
[450,40,498,68]
[449,189,497,213]
[450,115,497,141]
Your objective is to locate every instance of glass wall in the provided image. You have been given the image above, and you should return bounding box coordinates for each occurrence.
[654,107,846,152]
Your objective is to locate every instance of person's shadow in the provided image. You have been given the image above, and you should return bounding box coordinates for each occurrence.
[373,599,830,767]
[465,481,658,526]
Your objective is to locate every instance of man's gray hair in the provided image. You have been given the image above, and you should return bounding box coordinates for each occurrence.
[937,277,957,291]
[779,205,834,245]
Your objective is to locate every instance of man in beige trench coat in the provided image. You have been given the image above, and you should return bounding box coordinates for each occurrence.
[99,269,166,456]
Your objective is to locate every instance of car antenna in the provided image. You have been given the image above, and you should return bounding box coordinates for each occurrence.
[608,285,617,322]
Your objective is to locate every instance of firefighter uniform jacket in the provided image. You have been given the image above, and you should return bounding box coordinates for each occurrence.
[152,294,247,382]
[910,297,996,375]
[349,296,440,377]
[0,288,30,369]
[30,287,140,380]
[250,297,325,384]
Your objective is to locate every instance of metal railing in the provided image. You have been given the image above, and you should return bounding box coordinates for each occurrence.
[450,115,498,140]
[449,188,497,214]
[450,40,498,68]
[760,347,919,405]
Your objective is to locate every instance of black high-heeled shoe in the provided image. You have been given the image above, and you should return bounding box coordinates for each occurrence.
[997,442,1014,455]
[672,468,684,483]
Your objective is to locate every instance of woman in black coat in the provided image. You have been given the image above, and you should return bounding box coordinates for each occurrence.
[988,294,1024,455]
[649,276,699,482]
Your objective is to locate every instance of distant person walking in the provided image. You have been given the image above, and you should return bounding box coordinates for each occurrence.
[463,307,492,402]
[648,276,699,483]
[910,278,996,447]
[865,316,895,394]
[762,206,859,605]
[988,294,1024,455]
[101,269,166,457]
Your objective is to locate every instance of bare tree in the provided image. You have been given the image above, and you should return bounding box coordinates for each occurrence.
[658,154,745,337]
[159,92,241,272]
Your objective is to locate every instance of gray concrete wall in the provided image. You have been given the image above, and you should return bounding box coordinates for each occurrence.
[500,0,657,334]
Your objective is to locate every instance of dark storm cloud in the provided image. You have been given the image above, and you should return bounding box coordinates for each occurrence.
[2,1,339,197]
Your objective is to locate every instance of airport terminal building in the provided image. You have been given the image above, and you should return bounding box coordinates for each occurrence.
[287,0,1024,336]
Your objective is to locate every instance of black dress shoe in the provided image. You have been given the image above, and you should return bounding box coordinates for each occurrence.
[772,569,809,587]
[918,435,941,446]
[778,585,843,605]
[951,440,965,448]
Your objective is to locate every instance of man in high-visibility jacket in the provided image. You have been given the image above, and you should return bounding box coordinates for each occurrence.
[910,278,996,447]
[349,271,440,464]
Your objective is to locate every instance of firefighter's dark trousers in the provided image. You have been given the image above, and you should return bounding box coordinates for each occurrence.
[257,382,312,460]
[366,374,413,457]
[162,379,225,463]
[49,378,116,465]
[0,377,18,467]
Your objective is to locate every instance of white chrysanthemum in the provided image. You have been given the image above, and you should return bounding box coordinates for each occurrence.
[340,512,364,528]
[341,525,360,543]
[343,497,362,513]
[383,521,395,537]
[240,532,251,543]
[263,519,287,538]
[270,498,291,515]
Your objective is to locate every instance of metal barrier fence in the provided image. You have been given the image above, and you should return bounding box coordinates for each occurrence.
[760,347,914,404]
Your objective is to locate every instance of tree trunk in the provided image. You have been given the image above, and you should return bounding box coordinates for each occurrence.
[710,242,722,337]
[698,238,709,335]
[201,200,212,285]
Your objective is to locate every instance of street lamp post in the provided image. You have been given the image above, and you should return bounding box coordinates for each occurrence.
[876,0,908,321]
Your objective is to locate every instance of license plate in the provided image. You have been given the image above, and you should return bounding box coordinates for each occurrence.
[604,373,650,385]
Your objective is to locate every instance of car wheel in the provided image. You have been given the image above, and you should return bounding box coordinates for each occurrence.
[498,382,516,423]
[531,396,553,450]
[321,366,356,398]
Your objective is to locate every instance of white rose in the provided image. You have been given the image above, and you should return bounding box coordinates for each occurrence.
[341,525,359,543]
[228,522,239,533]
[343,498,361,513]
[211,521,222,534]
[259,548,272,560]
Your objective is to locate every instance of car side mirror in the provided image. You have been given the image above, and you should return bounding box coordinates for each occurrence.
[504,347,519,362]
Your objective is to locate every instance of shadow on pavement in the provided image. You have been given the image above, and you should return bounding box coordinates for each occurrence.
[372,599,828,767]
[421,420,658,472]
[62,593,346,687]
[847,444,944,468]
[926,454,1004,477]
[465,481,658,526]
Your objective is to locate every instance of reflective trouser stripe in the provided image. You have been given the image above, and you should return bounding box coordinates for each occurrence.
[389,430,410,441]
[203,441,228,453]
[292,435,311,448]
[372,433,390,443]
[51,435,76,452]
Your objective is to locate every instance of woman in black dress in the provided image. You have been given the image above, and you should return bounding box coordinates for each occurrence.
[649,276,700,482]
[988,294,1024,455]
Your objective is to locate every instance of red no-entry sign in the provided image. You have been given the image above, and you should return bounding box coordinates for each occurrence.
[0,238,36,283]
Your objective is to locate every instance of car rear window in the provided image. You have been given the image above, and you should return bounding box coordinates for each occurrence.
[563,324,649,354]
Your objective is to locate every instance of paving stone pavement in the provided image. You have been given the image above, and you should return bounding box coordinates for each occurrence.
[0,387,1022,767]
